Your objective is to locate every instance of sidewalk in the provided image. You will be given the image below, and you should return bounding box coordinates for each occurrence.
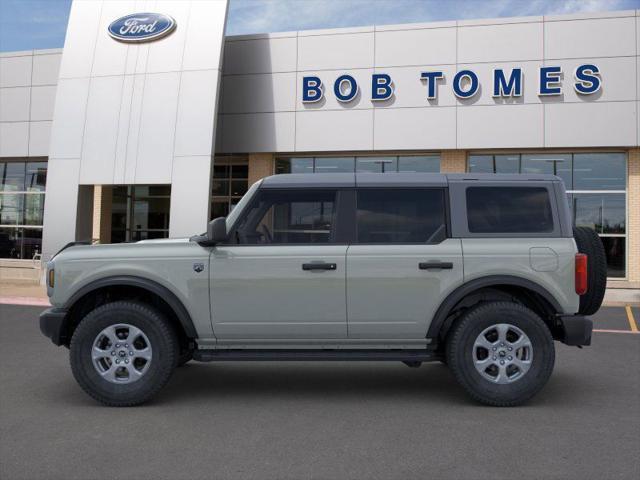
[0,282,50,306]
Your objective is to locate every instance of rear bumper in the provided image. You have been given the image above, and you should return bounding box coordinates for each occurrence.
[557,314,593,346]
[39,307,68,346]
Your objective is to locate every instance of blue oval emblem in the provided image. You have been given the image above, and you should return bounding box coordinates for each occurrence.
[108,13,176,43]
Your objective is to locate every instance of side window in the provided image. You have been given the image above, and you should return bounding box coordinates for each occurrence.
[356,189,447,243]
[466,187,554,234]
[232,189,337,244]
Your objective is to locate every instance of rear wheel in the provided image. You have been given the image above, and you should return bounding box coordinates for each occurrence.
[70,301,178,407]
[573,226,607,315]
[446,301,555,407]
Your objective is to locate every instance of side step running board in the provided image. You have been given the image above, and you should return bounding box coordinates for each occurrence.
[192,349,437,362]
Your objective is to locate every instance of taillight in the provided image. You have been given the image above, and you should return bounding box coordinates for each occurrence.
[575,253,587,295]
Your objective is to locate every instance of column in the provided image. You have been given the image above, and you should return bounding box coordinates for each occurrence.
[627,148,639,283]
[248,153,275,185]
[440,150,467,173]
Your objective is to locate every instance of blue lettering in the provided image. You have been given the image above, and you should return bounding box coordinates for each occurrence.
[453,70,479,99]
[539,66,562,96]
[371,73,394,101]
[574,64,601,94]
[302,76,323,103]
[420,71,444,99]
[493,68,523,97]
[334,74,358,102]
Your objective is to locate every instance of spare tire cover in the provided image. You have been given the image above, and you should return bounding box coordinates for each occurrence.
[573,227,607,316]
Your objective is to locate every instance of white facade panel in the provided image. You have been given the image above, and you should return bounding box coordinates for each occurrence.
[90,1,131,77]
[221,112,295,152]
[80,75,123,184]
[42,158,81,254]
[375,27,456,67]
[222,72,296,114]
[28,121,52,157]
[57,0,101,79]
[458,104,544,149]
[123,74,146,184]
[169,155,212,237]
[0,55,32,87]
[544,17,636,59]
[182,0,228,71]
[174,69,220,157]
[544,102,637,147]
[47,78,90,158]
[296,69,373,111]
[145,1,190,74]
[134,72,180,183]
[30,86,57,121]
[458,22,543,62]
[0,122,29,157]
[32,52,62,86]
[223,37,297,75]
[374,107,456,150]
[0,87,30,122]
[297,32,374,71]
[295,110,373,151]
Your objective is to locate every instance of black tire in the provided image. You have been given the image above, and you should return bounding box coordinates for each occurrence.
[70,301,178,407]
[573,226,607,316]
[446,302,555,407]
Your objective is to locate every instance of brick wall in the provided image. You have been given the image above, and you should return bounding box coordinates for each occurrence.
[248,153,275,185]
[627,148,639,283]
[440,150,467,172]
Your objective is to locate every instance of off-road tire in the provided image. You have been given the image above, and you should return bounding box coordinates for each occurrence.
[176,349,193,367]
[446,301,555,407]
[573,226,607,316]
[70,301,178,407]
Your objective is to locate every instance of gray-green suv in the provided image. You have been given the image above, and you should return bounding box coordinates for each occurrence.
[40,173,606,407]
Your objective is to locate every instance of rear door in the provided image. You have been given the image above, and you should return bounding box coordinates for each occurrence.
[346,188,463,339]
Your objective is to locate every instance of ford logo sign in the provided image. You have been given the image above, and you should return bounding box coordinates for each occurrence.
[108,13,176,43]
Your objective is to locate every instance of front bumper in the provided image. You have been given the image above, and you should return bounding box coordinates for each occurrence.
[39,307,68,346]
[557,314,593,346]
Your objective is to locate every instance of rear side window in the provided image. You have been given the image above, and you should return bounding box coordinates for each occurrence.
[466,187,554,233]
[356,189,447,243]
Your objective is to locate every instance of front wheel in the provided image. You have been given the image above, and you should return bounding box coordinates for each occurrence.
[70,301,178,407]
[446,302,555,407]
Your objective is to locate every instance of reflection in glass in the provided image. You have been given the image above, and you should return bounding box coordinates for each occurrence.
[467,155,494,173]
[573,153,625,190]
[1,163,26,192]
[314,157,355,173]
[572,193,625,234]
[521,154,572,188]
[0,194,24,225]
[356,157,397,173]
[494,155,520,173]
[601,237,625,278]
[275,158,313,174]
[398,156,440,172]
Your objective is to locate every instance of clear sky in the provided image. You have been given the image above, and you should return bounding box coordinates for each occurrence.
[1,0,639,52]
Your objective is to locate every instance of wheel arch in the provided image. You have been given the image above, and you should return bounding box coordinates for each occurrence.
[427,275,563,344]
[60,276,197,346]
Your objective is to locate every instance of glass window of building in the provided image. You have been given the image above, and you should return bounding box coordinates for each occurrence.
[468,152,627,277]
[0,160,47,259]
[211,157,249,219]
[276,155,440,174]
[110,185,171,242]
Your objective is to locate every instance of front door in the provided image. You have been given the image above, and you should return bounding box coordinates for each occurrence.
[346,188,463,339]
[210,188,348,340]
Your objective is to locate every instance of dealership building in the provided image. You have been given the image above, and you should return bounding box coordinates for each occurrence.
[0,0,638,289]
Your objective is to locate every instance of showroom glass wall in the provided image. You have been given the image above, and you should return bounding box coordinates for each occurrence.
[468,152,627,278]
[0,160,47,259]
[275,155,441,174]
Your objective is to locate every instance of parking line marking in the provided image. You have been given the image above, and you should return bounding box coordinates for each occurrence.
[593,328,640,335]
[625,305,638,332]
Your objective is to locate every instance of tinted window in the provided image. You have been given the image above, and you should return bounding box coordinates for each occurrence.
[356,189,446,243]
[466,187,554,234]
[234,189,336,244]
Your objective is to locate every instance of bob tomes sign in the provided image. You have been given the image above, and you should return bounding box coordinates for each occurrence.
[108,13,176,43]
[302,64,601,103]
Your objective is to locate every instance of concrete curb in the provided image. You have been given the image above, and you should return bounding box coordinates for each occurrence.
[0,297,51,307]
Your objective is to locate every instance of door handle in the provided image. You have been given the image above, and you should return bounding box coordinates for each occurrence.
[302,262,337,271]
[419,261,453,270]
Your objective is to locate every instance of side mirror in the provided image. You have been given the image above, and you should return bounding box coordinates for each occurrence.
[207,217,228,244]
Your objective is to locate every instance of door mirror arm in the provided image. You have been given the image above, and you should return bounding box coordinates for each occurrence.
[190,217,228,247]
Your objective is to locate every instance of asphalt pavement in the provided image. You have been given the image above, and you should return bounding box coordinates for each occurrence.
[0,304,638,480]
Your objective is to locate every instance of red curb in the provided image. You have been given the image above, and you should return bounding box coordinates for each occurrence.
[0,297,51,307]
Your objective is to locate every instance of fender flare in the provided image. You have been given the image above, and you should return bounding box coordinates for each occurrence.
[426,275,563,340]
[64,275,198,338]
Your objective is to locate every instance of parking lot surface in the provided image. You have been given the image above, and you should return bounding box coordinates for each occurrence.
[1,304,638,480]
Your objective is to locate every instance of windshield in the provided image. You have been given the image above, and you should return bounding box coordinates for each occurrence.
[225,179,262,230]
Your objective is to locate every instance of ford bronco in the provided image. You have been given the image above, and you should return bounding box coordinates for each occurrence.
[40,173,606,406]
